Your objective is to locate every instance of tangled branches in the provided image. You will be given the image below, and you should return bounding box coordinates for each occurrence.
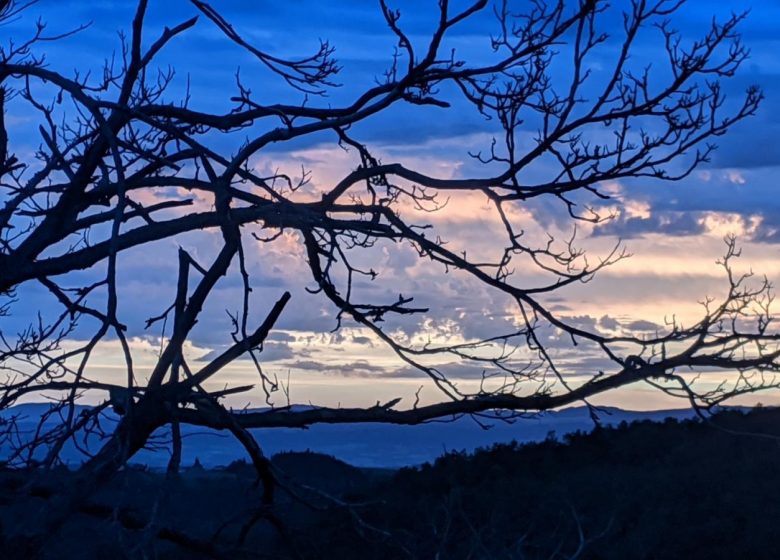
[0,0,776,553]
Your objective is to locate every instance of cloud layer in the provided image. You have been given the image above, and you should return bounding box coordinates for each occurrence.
[3,0,779,410]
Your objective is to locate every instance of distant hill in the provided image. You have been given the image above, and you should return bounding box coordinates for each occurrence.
[0,402,699,468]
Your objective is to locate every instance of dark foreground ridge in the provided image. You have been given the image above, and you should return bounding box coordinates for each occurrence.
[2,406,779,559]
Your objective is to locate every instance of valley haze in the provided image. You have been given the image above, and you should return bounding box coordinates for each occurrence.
[2,403,698,468]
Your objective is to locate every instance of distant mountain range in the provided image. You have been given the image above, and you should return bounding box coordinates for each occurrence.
[0,403,701,469]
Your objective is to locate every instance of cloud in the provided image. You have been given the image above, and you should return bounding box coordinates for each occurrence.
[598,316,620,331]
[5,0,780,411]
[197,341,295,363]
[351,335,373,346]
[594,212,706,239]
[624,320,662,333]
[391,362,498,380]
[285,360,324,371]
[285,359,396,378]
[267,332,297,343]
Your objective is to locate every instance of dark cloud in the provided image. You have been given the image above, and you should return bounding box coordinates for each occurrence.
[392,362,495,380]
[561,315,599,333]
[624,320,662,333]
[351,335,374,346]
[287,359,395,378]
[286,360,324,371]
[594,212,706,239]
[198,341,294,363]
[258,342,296,362]
[752,212,780,244]
[559,355,622,375]
[267,332,297,343]
[598,315,620,331]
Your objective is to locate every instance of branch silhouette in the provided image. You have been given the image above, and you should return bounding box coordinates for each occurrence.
[0,0,776,554]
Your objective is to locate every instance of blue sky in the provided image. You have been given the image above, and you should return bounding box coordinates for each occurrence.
[3,0,780,410]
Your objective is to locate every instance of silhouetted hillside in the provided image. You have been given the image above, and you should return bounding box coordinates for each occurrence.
[297,406,780,559]
[2,407,780,559]
[222,451,382,497]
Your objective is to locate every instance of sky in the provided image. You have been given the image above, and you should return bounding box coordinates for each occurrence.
[2,0,780,411]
